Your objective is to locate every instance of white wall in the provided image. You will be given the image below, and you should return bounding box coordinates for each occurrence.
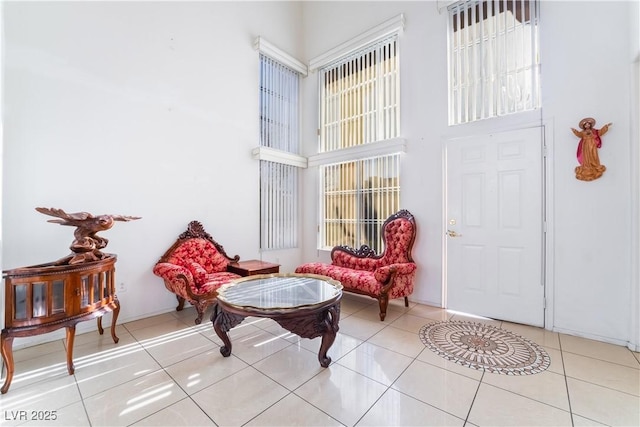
[2,1,638,351]
[2,1,304,347]
[632,0,640,353]
[541,1,635,346]
[300,1,450,309]
[300,1,639,349]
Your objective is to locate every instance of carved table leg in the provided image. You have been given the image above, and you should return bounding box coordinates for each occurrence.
[274,302,342,368]
[1,333,15,394]
[211,304,245,357]
[97,316,104,335]
[96,299,120,343]
[110,298,120,343]
[318,304,341,367]
[65,325,76,375]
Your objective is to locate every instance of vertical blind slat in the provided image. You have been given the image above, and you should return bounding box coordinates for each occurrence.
[317,34,401,251]
[448,0,539,124]
[259,54,300,250]
[319,34,399,153]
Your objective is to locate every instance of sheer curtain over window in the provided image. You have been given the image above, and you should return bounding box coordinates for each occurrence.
[316,29,402,252]
[259,54,300,250]
[448,0,541,124]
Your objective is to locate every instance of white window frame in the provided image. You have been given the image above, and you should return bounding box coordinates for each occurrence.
[309,15,406,251]
[255,38,307,250]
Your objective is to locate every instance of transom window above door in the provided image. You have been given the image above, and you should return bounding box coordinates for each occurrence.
[447,0,541,125]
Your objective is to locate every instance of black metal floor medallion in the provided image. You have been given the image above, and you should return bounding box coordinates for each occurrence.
[419,321,550,375]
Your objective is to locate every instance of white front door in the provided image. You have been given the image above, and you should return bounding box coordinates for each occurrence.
[445,127,545,327]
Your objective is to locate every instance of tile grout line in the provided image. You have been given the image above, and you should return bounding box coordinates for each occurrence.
[558,334,576,427]
[462,370,484,427]
[4,303,638,427]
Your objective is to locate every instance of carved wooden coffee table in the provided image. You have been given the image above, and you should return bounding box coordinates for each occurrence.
[211,273,342,367]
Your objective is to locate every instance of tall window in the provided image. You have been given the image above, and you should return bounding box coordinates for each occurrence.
[316,32,402,252]
[259,54,300,250]
[322,155,400,253]
[448,0,541,124]
[320,35,400,151]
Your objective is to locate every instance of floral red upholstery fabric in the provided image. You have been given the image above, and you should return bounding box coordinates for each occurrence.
[295,211,417,316]
[295,262,416,299]
[153,221,242,325]
[153,238,240,299]
[166,238,230,273]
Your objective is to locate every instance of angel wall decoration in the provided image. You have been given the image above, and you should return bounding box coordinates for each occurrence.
[571,117,612,181]
[36,207,141,265]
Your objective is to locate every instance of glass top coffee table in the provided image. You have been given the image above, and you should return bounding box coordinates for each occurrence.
[211,273,342,367]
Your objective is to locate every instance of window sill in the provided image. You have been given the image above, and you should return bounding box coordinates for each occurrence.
[307,138,407,167]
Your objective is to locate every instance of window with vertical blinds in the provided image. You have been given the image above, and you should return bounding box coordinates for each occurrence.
[447,0,541,125]
[259,54,300,250]
[320,34,400,152]
[317,33,402,252]
[321,154,400,253]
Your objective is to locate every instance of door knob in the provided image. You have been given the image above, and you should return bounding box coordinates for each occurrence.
[447,229,462,237]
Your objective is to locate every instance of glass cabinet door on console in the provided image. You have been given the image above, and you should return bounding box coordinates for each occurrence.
[2,255,120,394]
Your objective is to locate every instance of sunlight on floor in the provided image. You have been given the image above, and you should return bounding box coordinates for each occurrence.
[120,383,174,416]
[447,309,493,320]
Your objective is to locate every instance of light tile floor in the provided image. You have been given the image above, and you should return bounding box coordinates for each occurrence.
[1,294,639,426]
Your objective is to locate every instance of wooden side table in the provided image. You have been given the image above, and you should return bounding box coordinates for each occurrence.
[227,260,280,277]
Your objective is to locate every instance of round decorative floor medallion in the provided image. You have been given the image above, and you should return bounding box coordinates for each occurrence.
[418,321,550,375]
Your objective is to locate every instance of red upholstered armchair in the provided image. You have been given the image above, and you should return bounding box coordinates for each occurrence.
[153,221,241,324]
[295,210,417,321]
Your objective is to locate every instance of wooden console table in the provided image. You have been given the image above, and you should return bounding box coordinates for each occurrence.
[227,260,280,276]
[1,254,120,394]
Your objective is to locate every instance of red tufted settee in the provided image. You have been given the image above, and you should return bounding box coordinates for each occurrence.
[295,210,417,321]
[153,221,241,324]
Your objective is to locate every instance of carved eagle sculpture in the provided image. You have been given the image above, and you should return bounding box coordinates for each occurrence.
[36,207,141,265]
